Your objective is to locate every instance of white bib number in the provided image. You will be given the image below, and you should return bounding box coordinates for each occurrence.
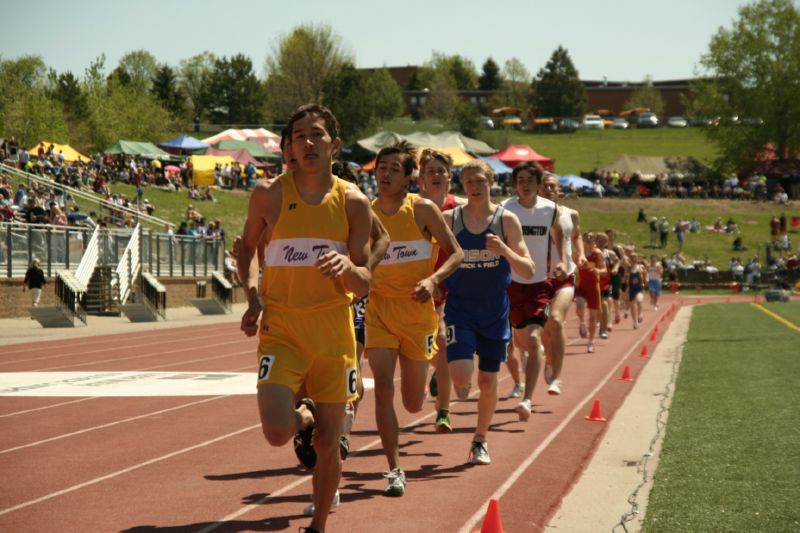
[346,368,358,396]
[258,354,276,381]
[445,325,456,346]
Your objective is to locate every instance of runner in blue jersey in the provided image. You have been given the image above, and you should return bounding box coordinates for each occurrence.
[441,160,534,465]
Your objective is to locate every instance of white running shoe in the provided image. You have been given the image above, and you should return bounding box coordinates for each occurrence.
[547,379,562,396]
[544,364,554,385]
[515,398,532,422]
[383,468,406,497]
[599,331,609,339]
[587,342,595,353]
[507,383,523,398]
[579,322,587,338]
[469,440,491,465]
[303,490,340,516]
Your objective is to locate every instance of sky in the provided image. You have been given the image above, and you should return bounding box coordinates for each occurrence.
[1,0,757,82]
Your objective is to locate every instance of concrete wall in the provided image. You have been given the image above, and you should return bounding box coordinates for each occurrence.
[0,276,245,318]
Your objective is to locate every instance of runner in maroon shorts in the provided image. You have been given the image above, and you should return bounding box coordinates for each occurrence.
[501,162,565,422]
[575,232,604,353]
[539,174,587,395]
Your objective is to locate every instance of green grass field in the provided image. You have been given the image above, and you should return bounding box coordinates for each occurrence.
[644,302,800,531]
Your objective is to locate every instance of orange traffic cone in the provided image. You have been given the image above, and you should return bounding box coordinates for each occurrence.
[618,365,633,381]
[639,345,649,358]
[585,399,607,422]
[654,325,659,334]
[660,314,666,322]
[649,329,658,342]
[474,499,504,533]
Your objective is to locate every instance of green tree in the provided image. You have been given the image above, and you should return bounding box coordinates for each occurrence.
[178,52,215,122]
[151,64,185,117]
[0,56,69,146]
[264,23,352,121]
[690,0,800,171]
[84,77,177,152]
[500,58,531,112]
[531,46,586,117]
[623,76,665,116]
[116,50,159,93]
[49,71,88,118]
[323,64,403,141]
[478,58,503,91]
[207,54,264,125]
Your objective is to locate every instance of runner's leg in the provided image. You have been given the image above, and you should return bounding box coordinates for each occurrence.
[368,348,401,470]
[309,402,346,532]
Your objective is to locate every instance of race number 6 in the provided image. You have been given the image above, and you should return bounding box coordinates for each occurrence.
[258,355,276,381]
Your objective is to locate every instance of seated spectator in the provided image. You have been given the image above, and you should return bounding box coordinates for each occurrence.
[176,221,190,235]
[637,208,646,222]
[49,203,68,226]
[726,217,740,234]
[0,199,15,222]
[186,204,202,223]
[733,237,747,251]
[203,186,217,202]
[188,185,200,200]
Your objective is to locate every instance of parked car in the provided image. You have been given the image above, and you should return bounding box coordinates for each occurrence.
[666,116,688,128]
[558,118,580,133]
[581,114,605,129]
[611,118,629,129]
[637,112,659,128]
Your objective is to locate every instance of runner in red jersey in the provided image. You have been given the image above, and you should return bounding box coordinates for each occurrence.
[574,232,605,353]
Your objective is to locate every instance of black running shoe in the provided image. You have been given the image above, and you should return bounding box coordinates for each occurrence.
[293,398,316,470]
[339,434,350,461]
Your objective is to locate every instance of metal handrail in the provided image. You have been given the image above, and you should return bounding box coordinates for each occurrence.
[74,226,100,289]
[0,162,172,229]
[141,272,167,319]
[210,271,233,311]
[115,224,141,304]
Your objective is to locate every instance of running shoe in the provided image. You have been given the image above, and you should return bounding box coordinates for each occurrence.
[434,410,453,433]
[303,490,340,516]
[293,399,316,470]
[547,379,562,396]
[544,364,554,385]
[633,320,639,329]
[579,322,587,338]
[587,342,595,353]
[469,441,491,465]
[515,398,532,422]
[339,435,350,461]
[507,382,524,398]
[599,331,609,339]
[614,316,621,325]
[638,315,644,323]
[429,372,438,397]
[383,467,406,497]
[454,383,471,400]
[654,305,659,311]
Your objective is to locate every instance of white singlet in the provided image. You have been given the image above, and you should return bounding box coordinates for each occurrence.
[647,264,662,281]
[502,196,557,284]
[552,206,576,276]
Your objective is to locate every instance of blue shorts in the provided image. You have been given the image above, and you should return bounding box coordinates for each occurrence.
[445,325,508,373]
[648,279,662,295]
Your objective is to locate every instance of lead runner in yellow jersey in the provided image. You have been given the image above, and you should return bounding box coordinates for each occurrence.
[237,104,373,533]
[366,141,464,497]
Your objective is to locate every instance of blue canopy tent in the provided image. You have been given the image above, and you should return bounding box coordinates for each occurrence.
[558,174,594,191]
[158,135,209,154]
[480,156,513,175]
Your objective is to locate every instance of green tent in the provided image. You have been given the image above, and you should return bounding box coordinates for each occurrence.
[213,140,281,163]
[104,140,170,158]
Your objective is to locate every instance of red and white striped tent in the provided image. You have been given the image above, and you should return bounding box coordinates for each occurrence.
[202,128,281,153]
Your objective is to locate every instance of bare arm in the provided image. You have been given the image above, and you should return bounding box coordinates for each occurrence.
[368,211,389,271]
[550,209,566,278]
[411,198,463,302]
[315,188,372,297]
[487,210,534,279]
[570,209,587,268]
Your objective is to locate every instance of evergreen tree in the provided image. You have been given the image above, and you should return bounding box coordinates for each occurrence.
[478,58,502,91]
[531,46,586,117]
[151,64,185,117]
[207,54,264,125]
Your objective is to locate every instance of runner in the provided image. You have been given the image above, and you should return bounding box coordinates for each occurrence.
[605,229,624,325]
[501,163,565,420]
[647,254,664,310]
[574,232,605,353]
[417,148,466,433]
[539,174,586,395]
[442,159,534,464]
[594,232,618,338]
[238,104,373,533]
[366,141,463,496]
[626,252,647,327]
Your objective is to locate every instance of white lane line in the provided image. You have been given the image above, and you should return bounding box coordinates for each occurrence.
[197,374,507,533]
[0,330,248,367]
[0,397,98,418]
[0,424,260,517]
[0,322,238,357]
[457,324,657,533]
[0,396,227,455]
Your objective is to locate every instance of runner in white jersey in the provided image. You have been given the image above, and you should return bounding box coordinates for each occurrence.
[501,163,565,421]
[539,174,587,395]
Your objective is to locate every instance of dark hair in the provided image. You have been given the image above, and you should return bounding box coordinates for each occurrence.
[280,126,289,151]
[419,148,453,172]
[332,161,358,184]
[376,140,418,177]
[511,161,545,185]
[286,104,340,141]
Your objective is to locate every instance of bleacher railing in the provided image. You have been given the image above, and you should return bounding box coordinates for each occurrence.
[74,225,100,288]
[141,272,167,319]
[211,271,233,312]
[115,224,141,305]
[54,270,87,325]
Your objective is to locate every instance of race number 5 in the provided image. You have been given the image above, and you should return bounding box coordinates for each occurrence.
[258,354,276,381]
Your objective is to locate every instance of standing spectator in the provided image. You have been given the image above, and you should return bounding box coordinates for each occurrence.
[770,215,780,242]
[637,208,646,222]
[206,218,225,240]
[659,217,670,248]
[675,220,686,252]
[23,259,46,311]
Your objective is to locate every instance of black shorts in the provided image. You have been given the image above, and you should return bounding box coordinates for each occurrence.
[512,315,547,330]
[355,326,365,346]
[601,289,611,299]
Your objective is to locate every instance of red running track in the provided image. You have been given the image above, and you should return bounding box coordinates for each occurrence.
[0,295,697,532]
